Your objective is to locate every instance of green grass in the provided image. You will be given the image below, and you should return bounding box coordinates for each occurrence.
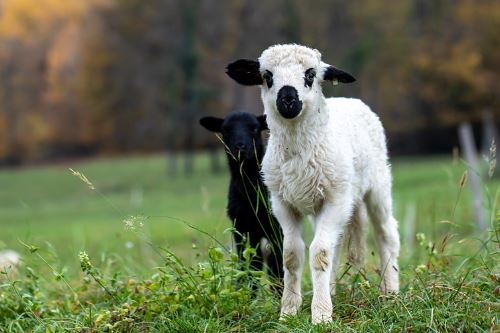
[0,152,498,332]
[0,153,232,270]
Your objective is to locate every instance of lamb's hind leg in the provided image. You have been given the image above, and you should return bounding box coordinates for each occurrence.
[365,184,400,293]
[346,204,368,269]
[271,195,305,319]
[329,241,343,296]
[330,204,368,295]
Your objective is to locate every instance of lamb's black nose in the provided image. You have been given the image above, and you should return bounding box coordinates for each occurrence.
[276,86,303,119]
[235,143,246,150]
[281,95,296,107]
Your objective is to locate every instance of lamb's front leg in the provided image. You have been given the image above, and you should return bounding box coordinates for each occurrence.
[310,199,352,324]
[271,195,305,319]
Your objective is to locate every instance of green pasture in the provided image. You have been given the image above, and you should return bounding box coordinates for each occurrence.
[0,153,499,332]
[0,153,498,272]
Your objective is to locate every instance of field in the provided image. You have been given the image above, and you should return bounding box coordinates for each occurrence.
[0,153,498,332]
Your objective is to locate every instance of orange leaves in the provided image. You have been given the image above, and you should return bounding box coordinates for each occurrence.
[0,0,85,41]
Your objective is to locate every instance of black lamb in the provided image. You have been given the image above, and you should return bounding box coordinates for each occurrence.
[199,111,283,282]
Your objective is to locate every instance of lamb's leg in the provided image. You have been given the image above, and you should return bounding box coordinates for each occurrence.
[233,231,244,259]
[330,204,368,296]
[271,195,304,319]
[346,204,368,268]
[260,211,284,283]
[265,228,284,283]
[327,204,369,297]
[329,240,343,296]
[233,231,263,270]
[248,235,264,272]
[365,184,400,293]
[310,199,352,324]
[233,231,264,291]
[330,203,368,296]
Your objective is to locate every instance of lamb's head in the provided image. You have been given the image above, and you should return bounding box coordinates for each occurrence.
[199,112,268,161]
[226,44,355,121]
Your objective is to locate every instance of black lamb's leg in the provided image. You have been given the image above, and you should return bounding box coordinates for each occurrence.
[248,235,264,273]
[233,231,244,260]
[233,230,262,270]
[265,226,284,292]
[233,230,264,292]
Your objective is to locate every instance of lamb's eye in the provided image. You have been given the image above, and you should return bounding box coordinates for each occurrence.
[262,70,273,88]
[304,68,316,87]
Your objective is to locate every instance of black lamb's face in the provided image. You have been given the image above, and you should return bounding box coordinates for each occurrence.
[221,114,263,160]
[199,112,268,161]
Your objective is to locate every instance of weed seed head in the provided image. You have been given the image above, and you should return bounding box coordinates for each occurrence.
[123,215,146,231]
[69,168,95,190]
[78,251,92,273]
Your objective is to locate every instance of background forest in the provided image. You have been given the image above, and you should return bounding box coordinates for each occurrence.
[0,0,498,166]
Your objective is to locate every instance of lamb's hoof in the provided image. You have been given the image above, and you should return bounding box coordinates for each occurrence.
[311,311,333,324]
[279,314,293,321]
[311,304,332,324]
[383,288,399,295]
[279,299,301,320]
[380,280,399,295]
[279,306,300,321]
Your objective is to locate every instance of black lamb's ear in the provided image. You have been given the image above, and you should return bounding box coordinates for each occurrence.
[257,115,268,131]
[322,65,356,83]
[199,116,224,133]
[226,59,263,86]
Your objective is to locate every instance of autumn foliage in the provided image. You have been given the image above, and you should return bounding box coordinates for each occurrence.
[0,0,498,164]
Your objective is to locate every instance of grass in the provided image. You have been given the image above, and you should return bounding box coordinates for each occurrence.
[0,152,499,332]
[0,153,231,270]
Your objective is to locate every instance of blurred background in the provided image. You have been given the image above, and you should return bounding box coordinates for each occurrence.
[0,0,498,166]
[0,0,498,270]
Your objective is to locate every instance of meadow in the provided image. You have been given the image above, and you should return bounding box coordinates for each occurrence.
[0,152,498,332]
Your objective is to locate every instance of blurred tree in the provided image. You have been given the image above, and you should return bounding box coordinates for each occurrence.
[0,0,89,162]
[178,0,199,175]
[0,0,498,165]
[79,0,179,153]
[281,0,302,43]
[0,45,18,164]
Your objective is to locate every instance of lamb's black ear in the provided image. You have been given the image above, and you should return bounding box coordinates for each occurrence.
[199,117,223,133]
[322,64,356,83]
[257,115,268,131]
[226,59,263,86]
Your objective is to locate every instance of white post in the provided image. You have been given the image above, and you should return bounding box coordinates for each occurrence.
[458,123,487,232]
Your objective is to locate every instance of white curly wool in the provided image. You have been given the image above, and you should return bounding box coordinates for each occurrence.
[256,44,400,324]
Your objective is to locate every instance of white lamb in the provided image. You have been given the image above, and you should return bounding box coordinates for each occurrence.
[226,44,400,324]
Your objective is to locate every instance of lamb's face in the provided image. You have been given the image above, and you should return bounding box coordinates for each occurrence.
[258,45,323,119]
[226,44,356,121]
[199,112,268,161]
